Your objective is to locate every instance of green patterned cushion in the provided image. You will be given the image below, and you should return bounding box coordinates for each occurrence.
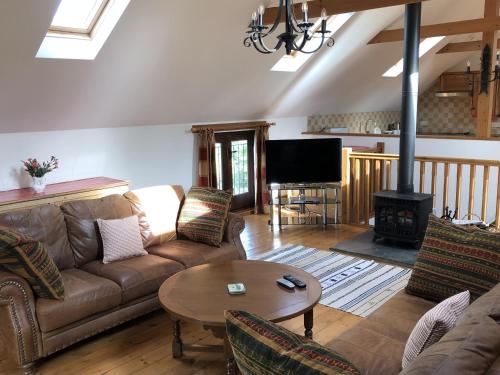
[0,227,65,300]
[225,310,361,375]
[177,187,232,247]
[406,215,500,302]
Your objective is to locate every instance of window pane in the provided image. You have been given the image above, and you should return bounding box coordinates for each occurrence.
[215,143,223,190]
[51,0,106,30]
[231,140,249,195]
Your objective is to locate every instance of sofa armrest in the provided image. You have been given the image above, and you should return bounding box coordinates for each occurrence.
[0,270,42,369]
[224,213,247,260]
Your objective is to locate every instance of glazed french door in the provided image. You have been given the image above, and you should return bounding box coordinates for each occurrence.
[214,131,255,211]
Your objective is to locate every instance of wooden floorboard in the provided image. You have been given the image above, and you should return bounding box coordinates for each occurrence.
[0,215,368,375]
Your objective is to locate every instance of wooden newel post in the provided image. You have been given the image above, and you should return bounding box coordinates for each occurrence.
[476,0,500,139]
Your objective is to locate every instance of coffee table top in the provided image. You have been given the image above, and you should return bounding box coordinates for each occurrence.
[159,260,322,327]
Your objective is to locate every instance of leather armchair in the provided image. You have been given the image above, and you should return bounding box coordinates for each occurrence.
[0,271,42,375]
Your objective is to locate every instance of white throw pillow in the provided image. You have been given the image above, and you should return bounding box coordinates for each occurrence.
[97,216,148,264]
[402,290,470,368]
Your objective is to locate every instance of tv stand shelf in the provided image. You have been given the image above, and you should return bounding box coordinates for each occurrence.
[268,183,341,230]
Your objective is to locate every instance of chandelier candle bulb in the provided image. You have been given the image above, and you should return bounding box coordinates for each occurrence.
[258,6,264,26]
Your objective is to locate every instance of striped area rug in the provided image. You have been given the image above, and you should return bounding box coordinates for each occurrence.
[254,244,412,317]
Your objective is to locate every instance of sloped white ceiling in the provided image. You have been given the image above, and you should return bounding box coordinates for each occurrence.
[0,0,485,133]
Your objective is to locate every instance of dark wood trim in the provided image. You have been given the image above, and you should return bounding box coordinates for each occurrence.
[191,122,274,133]
[302,131,500,141]
[264,0,428,25]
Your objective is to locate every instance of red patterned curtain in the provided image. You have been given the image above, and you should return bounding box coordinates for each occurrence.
[197,129,216,187]
[255,124,270,214]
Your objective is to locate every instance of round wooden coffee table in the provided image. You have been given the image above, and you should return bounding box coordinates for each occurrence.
[158,260,322,374]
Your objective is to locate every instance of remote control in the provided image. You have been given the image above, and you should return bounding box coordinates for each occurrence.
[284,275,307,288]
[276,278,295,290]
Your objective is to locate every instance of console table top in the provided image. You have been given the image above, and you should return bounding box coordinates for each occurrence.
[0,177,128,205]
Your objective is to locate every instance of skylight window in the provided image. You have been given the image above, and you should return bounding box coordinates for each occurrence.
[382,36,445,77]
[50,0,108,34]
[36,0,130,60]
[271,12,355,73]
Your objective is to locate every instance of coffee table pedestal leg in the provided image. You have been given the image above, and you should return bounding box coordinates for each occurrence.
[304,309,314,339]
[172,320,183,358]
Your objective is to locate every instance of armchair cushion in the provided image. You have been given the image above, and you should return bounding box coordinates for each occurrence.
[225,310,361,375]
[177,187,232,247]
[0,227,64,300]
[406,215,500,303]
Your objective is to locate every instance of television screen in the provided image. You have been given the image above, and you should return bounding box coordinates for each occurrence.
[266,139,342,184]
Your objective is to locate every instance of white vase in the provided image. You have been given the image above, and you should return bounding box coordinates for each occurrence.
[32,176,47,193]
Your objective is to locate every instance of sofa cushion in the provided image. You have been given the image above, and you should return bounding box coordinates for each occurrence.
[406,215,500,302]
[177,187,232,247]
[81,254,184,303]
[399,314,500,375]
[225,310,361,375]
[97,216,148,264]
[0,227,65,300]
[402,291,470,368]
[327,321,406,375]
[0,204,75,270]
[36,268,122,332]
[147,240,240,267]
[124,185,185,247]
[61,195,134,267]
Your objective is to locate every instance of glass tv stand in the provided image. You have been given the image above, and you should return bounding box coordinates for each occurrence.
[268,182,341,231]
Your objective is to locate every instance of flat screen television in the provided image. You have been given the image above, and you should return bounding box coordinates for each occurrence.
[266,138,342,184]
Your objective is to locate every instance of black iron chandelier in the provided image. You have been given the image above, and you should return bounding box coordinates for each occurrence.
[244,1,333,55]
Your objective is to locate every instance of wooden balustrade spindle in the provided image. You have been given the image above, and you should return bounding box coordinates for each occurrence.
[442,163,450,216]
[496,169,500,229]
[364,159,370,224]
[482,166,490,222]
[455,164,463,220]
[375,160,381,193]
[431,162,438,208]
[468,165,476,220]
[355,158,361,224]
[385,160,392,190]
[419,161,425,193]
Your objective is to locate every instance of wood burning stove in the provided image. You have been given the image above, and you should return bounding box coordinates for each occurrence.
[373,3,433,248]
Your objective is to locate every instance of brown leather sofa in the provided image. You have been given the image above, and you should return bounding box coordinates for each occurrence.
[0,185,246,374]
[326,283,500,374]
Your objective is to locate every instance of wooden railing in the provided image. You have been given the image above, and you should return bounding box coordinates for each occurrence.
[341,149,500,229]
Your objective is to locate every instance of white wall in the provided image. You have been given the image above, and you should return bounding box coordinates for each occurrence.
[0,117,308,192]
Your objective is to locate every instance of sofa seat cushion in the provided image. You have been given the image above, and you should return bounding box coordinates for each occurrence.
[367,290,437,342]
[406,215,500,303]
[81,255,185,303]
[147,240,241,268]
[326,320,406,375]
[36,268,122,332]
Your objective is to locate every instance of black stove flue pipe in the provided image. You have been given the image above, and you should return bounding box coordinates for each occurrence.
[397,2,421,195]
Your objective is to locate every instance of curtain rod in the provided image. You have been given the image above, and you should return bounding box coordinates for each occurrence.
[191,121,275,133]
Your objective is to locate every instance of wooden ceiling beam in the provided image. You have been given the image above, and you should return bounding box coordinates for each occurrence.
[437,39,500,54]
[263,0,428,25]
[368,16,500,44]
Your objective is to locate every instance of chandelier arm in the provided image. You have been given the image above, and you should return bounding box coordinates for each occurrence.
[287,0,305,34]
[265,0,285,36]
[297,34,329,54]
[251,35,273,54]
[257,33,279,53]
[293,30,311,51]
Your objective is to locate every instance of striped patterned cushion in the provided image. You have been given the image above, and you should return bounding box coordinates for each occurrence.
[97,216,148,264]
[177,187,232,247]
[406,215,500,302]
[225,310,361,375]
[0,227,65,300]
[402,291,470,368]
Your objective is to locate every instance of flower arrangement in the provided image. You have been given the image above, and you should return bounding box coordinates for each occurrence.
[21,156,59,178]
